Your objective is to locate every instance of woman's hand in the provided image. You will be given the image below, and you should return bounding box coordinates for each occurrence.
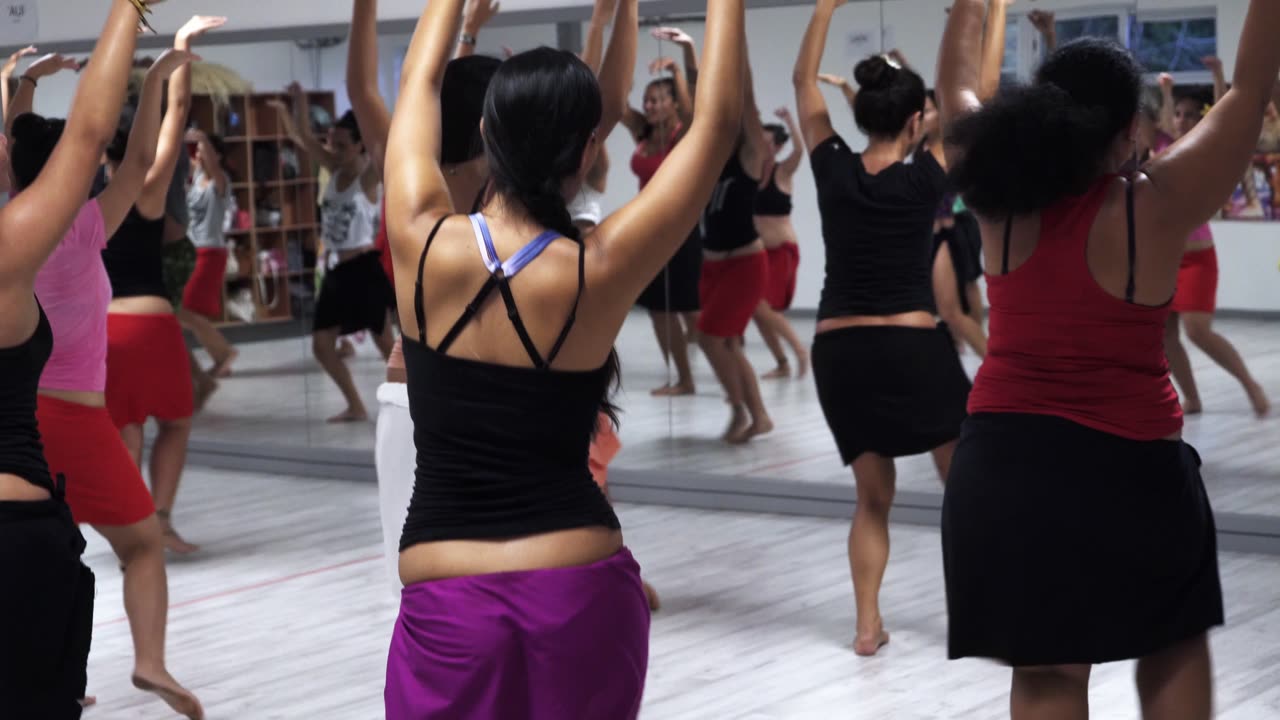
[651,27,694,47]
[1,46,36,79]
[23,53,82,80]
[816,73,848,88]
[176,15,227,47]
[649,57,678,76]
[463,0,500,36]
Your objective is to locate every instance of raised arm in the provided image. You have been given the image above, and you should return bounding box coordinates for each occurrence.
[1144,0,1280,237]
[347,0,391,179]
[99,50,194,236]
[774,107,805,177]
[652,28,699,94]
[4,53,79,138]
[386,0,465,271]
[793,0,845,151]
[1203,56,1226,104]
[592,0,743,304]
[739,48,768,179]
[581,0,616,73]
[649,56,694,130]
[596,0,637,140]
[978,0,1013,101]
[1157,73,1177,138]
[0,0,138,296]
[1,46,36,130]
[455,0,499,59]
[138,15,226,218]
[270,82,338,170]
[817,73,857,111]
[1028,10,1056,55]
[936,0,987,171]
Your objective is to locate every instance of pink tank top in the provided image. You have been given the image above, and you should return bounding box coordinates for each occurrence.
[1152,133,1214,246]
[34,201,111,392]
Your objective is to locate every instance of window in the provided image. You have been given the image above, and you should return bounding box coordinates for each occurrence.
[1054,15,1121,45]
[1000,19,1019,87]
[1129,16,1218,75]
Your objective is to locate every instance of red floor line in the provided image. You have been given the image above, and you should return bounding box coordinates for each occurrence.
[93,553,382,628]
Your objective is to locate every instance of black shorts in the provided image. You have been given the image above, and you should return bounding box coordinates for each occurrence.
[943,413,1224,666]
[637,229,702,313]
[812,324,971,464]
[314,251,396,335]
[0,495,95,718]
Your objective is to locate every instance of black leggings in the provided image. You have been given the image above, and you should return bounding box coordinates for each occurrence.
[0,492,95,719]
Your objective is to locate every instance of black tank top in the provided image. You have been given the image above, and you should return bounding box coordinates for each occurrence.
[0,302,55,491]
[399,214,621,549]
[701,153,760,252]
[753,167,792,217]
[102,206,168,299]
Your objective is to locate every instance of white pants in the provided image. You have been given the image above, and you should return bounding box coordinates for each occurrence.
[374,382,415,598]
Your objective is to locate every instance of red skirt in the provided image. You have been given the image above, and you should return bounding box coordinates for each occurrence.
[764,243,800,311]
[106,313,194,428]
[1172,246,1218,314]
[37,396,155,526]
[698,252,768,338]
[182,247,227,319]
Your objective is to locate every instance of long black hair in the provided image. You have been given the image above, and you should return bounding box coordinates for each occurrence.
[441,55,501,165]
[946,37,1143,217]
[763,123,789,148]
[10,113,67,191]
[853,55,926,140]
[482,46,621,425]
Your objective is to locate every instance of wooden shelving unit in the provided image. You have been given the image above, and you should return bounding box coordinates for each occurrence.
[187,90,336,328]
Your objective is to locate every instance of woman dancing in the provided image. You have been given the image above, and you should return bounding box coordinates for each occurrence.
[794,0,1009,655]
[271,86,395,423]
[938,0,1280,714]
[1156,65,1269,416]
[623,27,703,397]
[383,0,742,711]
[175,129,237,380]
[21,49,205,720]
[752,107,809,379]
[0,2,141,716]
[101,15,227,556]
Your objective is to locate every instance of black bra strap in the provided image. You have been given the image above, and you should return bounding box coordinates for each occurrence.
[497,278,548,368]
[436,275,499,355]
[1125,180,1137,304]
[545,241,586,367]
[1001,214,1013,275]
[415,215,452,344]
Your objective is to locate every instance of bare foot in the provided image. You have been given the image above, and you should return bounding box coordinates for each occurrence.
[80,696,96,708]
[761,364,790,380]
[745,416,774,441]
[853,623,890,656]
[795,349,809,378]
[208,348,239,378]
[722,406,751,444]
[651,383,695,397]
[192,375,219,414]
[643,581,661,612]
[1246,382,1270,418]
[132,670,204,720]
[327,408,369,423]
[162,526,201,555]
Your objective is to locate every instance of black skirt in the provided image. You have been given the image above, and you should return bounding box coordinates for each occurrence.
[942,412,1224,667]
[812,324,971,464]
[313,251,396,335]
[636,229,702,313]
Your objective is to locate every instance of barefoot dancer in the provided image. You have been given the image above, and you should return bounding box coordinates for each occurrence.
[1156,64,1270,417]
[752,107,809,379]
[939,0,1280,714]
[272,87,395,423]
[20,49,206,720]
[794,0,1009,656]
[383,0,742,711]
[0,2,140,716]
[101,15,228,557]
[622,28,702,397]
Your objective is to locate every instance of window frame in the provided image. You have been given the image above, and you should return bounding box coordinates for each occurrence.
[1129,8,1218,85]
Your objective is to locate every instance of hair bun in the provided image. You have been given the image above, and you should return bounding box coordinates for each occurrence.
[10,113,50,144]
[854,55,896,91]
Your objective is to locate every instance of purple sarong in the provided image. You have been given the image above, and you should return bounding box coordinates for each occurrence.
[385,548,650,719]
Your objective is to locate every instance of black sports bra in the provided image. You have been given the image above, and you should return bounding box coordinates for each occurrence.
[701,154,761,252]
[102,206,167,299]
[754,167,792,217]
[398,214,620,549]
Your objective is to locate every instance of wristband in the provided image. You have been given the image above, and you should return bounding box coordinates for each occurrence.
[460,33,478,46]
[20,75,36,88]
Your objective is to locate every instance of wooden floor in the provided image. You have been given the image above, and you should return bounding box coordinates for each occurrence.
[81,467,1280,719]
[188,312,1280,516]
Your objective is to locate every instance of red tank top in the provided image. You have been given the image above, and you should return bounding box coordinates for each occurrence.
[630,124,681,189]
[376,196,395,290]
[968,176,1182,440]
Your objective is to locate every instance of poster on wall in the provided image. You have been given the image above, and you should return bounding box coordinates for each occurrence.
[0,1,37,46]
[1221,112,1280,220]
